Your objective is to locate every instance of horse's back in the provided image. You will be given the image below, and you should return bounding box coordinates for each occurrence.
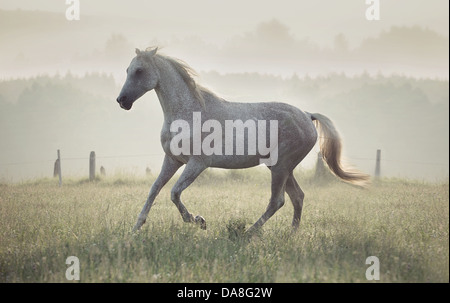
[207,96,312,124]
[204,98,318,169]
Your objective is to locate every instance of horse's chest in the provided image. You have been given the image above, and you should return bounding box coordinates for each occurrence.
[160,127,172,154]
[160,125,189,163]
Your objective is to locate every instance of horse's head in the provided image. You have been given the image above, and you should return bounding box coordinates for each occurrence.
[116,47,159,110]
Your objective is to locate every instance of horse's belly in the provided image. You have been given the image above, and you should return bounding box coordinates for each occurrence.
[208,155,261,169]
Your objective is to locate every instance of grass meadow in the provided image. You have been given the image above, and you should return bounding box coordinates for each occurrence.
[0,168,448,283]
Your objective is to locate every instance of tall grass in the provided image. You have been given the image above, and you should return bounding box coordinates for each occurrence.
[0,169,448,282]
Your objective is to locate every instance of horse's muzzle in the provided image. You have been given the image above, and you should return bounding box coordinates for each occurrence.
[117,96,132,110]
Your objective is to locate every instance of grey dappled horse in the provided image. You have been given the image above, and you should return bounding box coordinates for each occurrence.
[117,48,369,233]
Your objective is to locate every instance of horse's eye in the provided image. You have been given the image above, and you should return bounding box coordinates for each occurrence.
[136,68,143,74]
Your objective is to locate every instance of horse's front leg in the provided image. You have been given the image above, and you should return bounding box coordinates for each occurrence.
[133,155,183,232]
[170,158,207,229]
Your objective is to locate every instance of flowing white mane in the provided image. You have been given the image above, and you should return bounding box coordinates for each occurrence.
[149,47,208,107]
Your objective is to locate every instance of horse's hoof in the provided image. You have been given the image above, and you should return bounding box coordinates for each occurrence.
[132,217,146,232]
[194,215,207,230]
[132,225,141,233]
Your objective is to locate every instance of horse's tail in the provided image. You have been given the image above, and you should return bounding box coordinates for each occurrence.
[310,113,370,187]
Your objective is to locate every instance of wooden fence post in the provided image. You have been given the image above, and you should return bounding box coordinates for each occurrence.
[53,159,59,178]
[89,151,96,181]
[314,151,326,179]
[57,149,62,187]
[375,149,381,178]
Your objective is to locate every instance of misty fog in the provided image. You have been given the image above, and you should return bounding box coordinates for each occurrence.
[0,1,448,182]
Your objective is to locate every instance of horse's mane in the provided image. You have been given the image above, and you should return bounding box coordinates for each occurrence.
[148,47,209,107]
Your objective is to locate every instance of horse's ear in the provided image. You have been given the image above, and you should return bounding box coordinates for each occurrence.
[148,47,158,57]
[135,48,141,56]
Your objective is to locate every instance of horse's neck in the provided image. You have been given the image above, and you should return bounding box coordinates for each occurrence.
[154,57,201,121]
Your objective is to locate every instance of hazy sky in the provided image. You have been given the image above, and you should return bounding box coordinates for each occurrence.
[1,0,448,46]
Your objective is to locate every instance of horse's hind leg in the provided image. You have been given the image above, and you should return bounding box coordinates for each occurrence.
[246,169,289,234]
[170,158,207,229]
[286,173,305,230]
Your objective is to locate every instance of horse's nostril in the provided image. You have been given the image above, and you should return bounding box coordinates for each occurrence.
[117,96,126,103]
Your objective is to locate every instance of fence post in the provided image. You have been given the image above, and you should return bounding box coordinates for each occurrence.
[375,149,381,178]
[89,151,96,181]
[53,159,59,178]
[314,151,326,179]
[57,149,62,187]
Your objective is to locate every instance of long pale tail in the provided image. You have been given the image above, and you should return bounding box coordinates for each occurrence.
[310,113,370,186]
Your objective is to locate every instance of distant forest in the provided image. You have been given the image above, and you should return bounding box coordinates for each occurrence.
[0,10,448,78]
[0,72,448,181]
